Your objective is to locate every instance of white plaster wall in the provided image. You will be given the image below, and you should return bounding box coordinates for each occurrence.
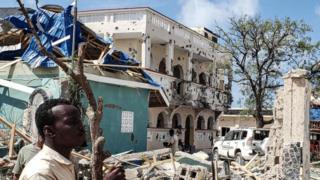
[150,44,166,72]
[173,48,189,80]
[112,39,142,61]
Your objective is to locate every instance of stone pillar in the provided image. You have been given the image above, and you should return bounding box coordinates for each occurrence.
[141,35,151,68]
[283,69,310,180]
[186,51,193,81]
[165,40,174,75]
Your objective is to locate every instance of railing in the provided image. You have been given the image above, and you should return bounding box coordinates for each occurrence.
[145,70,230,110]
[150,15,171,32]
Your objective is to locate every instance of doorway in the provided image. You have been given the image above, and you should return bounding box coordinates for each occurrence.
[185,115,194,148]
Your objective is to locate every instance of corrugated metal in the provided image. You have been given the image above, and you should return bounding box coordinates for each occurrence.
[6,5,82,68]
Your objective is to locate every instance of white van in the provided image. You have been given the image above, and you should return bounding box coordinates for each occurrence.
[213,128,269,165]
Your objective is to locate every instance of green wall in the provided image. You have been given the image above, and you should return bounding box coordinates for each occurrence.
[89,81,149,153]
[0,63,150,154]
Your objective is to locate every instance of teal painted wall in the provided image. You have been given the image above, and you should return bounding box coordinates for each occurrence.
[0,64,150,154]
[88,81,149,154]
[0,65,62,127]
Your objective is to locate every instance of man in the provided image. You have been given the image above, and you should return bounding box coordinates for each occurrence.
[168,129,179,155]
[19,99,125,180]
[12,136,44,180]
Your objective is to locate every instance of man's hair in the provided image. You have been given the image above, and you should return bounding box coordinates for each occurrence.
[35,98,72,138]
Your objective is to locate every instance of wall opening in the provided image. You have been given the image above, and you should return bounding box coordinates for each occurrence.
[192,68,197,83]
[199,72,207,85]
[159,58,166,74]
[185,115,194,147]
[172,113,181,128]
[197,116,205,130]
[173,65,183,79]
[156,112,165,128]
[207,117,214,130]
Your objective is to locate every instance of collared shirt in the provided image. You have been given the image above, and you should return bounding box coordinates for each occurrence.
[12,143,41,175]
[19,145,76,180]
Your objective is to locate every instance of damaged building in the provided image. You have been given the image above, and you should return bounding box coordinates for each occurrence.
[0,5,166,154]
[78,7,232,152]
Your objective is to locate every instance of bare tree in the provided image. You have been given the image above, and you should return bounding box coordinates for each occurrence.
[16,1,105,179]
[216,16,318,127]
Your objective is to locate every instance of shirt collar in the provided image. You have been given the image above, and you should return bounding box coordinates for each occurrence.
[42,145,73,165]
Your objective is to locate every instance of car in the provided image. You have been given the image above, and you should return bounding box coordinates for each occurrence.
[212,128,269,165]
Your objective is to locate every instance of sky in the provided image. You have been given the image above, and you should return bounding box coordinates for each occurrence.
[1,0,320,107]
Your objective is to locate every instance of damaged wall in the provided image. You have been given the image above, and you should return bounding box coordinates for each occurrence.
[147,106,216,151]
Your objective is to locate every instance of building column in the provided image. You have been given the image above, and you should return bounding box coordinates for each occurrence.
[186,51,193,81]
[165,40,173,75]
[283,69,310,180]
[141,35,151,68]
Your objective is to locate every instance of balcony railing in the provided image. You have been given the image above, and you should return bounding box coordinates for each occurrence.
[146,70,230,110]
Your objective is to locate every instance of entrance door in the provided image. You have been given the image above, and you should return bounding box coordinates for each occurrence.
[185,116,194,148]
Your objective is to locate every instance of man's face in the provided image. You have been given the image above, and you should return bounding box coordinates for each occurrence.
[51,104,86,148]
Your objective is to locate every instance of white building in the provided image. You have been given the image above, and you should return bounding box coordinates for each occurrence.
[79,7,231,151]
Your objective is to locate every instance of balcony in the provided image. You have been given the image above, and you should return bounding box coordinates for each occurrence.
[146,70,230,110]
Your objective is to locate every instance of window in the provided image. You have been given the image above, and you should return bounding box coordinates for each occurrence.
[172,113,181,128]
[199,72,207,85]
[197,116,205,130]
[221,127,230,136]
[121,111,134,133]
[157,113,165,128]
[224,131,234,140]
[204,32,208,38]
[192,69,197,83]
[254,130,269,140]
[207,117,214,130]
[241,131,247,139]
[173,65,183,79]
[232,131,241,140]
[159,58,166,74]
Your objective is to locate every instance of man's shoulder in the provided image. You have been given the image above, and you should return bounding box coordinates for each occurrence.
[20,156,53,179]
[19,144,40,153]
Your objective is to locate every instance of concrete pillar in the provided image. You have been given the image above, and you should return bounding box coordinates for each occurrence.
[186,51,193,81]
[141,35,151,68]
[283,69,310,180]
[165,40,174,75]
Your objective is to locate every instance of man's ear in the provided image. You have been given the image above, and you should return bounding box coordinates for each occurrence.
[43,125,55,138]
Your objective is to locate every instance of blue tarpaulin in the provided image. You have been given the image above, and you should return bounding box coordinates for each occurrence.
[310,108,320,121]
[4,5,159,87]
[103,49,159,87]
[5,5,82,68]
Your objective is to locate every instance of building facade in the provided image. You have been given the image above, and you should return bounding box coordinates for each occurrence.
[79,7,232,151]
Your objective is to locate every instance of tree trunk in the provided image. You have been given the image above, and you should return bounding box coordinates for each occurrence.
[255,105,264,128]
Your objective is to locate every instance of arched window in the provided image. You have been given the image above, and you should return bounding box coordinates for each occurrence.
[199,72,207,85]
[197,116,205,130]
[207,117,214,130]
[159,58,166,74]
[157,113,165,128]
[172,113,181,128]
[173,65,183,79]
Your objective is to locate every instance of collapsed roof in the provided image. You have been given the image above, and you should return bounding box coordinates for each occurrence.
[0,4,159,87]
